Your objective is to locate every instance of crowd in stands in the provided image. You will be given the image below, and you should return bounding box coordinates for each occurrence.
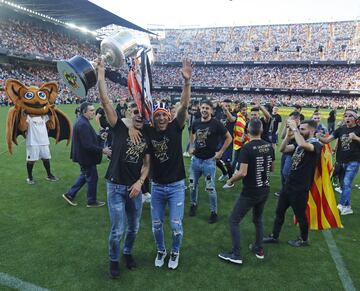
[0,17,99,60]
[152,65,360,90]
[0,15,359,109]
[152,21,360,61]
[0,65,129,105]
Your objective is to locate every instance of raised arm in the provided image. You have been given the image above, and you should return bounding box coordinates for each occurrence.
[176,59,192,128]
[288,120,314,152]
[95,57,118,127]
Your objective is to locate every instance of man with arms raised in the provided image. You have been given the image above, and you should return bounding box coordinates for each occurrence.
[318,109,360,215]
[96,58,151,278]
[264,120,322,247]
[145,59,192,270]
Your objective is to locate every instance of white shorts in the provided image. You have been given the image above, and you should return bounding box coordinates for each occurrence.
[26,145,51,161]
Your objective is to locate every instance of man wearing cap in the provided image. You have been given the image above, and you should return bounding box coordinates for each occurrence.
[318,109,360,215]
[143,59,192,270]
[188,99,232,223]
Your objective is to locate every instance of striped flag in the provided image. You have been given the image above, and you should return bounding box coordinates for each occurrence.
[297,143,343,230]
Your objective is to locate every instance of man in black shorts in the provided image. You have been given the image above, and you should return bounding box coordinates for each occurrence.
[218,118,274,264]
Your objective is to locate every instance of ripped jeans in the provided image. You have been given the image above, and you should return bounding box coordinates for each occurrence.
[151,179,185,253]
[107,182,143,262]
[189,156,217,213]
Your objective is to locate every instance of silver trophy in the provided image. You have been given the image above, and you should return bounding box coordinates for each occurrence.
[57,31,138,98]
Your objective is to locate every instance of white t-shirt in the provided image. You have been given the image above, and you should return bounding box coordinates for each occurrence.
[26,115,50,146]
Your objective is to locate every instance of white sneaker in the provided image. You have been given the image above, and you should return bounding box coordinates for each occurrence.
[142,192,151,203]
[334,187,342,193]
[341,206,354,216]
[337,204,344,212]
[183,152,190,157]
[223,183,234,189]
[155,251,167,267]
[218,174,229,182]
[26,178,35,185]
[168,252,179,269]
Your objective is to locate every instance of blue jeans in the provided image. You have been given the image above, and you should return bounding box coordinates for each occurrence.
[281,154,292,188]
[189,156,217,212]
[107,182,143,262]
[68,165,98,204]
[151,180,185,253]
[339,161,360,206]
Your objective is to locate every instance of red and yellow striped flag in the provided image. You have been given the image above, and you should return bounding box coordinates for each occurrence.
[306,143,343,230]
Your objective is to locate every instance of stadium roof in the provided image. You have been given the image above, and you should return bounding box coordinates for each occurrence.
[8,0,154,34]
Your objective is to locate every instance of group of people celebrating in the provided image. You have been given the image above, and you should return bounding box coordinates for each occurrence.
[57,57,359,277]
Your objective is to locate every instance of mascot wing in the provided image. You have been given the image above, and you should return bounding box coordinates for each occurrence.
[6,107,26,154]
[47,107,72,145]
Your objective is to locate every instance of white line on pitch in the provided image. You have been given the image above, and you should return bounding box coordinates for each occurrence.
[0,272,49,291]
[323,230,356,291]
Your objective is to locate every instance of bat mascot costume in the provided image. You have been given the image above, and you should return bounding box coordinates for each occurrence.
[5,79,72,184]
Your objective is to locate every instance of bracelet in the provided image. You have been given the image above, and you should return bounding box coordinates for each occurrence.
[139,178,144,185]
[184,81,191,86]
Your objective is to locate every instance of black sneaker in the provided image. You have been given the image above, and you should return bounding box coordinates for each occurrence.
[263,234,279,244]
[189,204,197,217]
[87,201,106,208]
[109,261,120,279]
[46,175,59,182]
[288,237,309,247]
[208,211,218,224]
[249,244,265,259]
[62,193,77,206]
[218,252,243,265]
[123,254,136,270]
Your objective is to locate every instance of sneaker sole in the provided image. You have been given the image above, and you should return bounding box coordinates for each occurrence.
[341,211,354,216]
[86,204,105,208]
[218,254,242,264]
[62,194,77,206]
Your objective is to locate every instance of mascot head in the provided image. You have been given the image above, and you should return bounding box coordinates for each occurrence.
[5,79,58,115]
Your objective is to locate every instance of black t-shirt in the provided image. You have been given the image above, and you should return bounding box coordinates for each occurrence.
[328,110,336,122]
[219,112,236,136]
[269,113,282,134]
[145,119,186,184]
[105,118,149,185]
[239,139,275,195]
[285,138,322,193]
[246,118,271,142]
[333,125,360,163]
[96,107,110,129]
[192,118,228,159]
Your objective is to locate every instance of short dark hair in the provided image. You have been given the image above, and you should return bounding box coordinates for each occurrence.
[201,100,213,108]
[289,111,301,118]
[251,107,260,112]
[80,102,93,115]
[223,99,232,103]
[294,104,302,110]
[300,119,317,129]
[239,102,247,109]
[248,118,263,135]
